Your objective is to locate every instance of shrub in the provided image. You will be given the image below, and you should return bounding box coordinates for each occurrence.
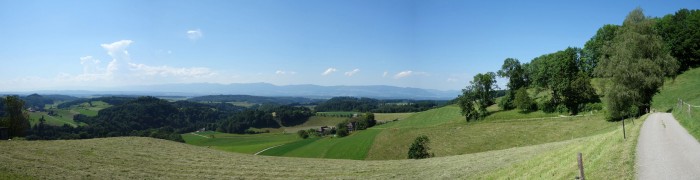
[407,135,433,159]
[297,130,309,139]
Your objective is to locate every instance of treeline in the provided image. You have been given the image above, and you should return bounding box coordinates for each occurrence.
[314,97,446,113]
[188,95,320,105]
[458,8,698,121]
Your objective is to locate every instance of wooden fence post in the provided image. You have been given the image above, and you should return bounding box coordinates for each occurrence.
[577,152,585,180]
[622,118,626,140]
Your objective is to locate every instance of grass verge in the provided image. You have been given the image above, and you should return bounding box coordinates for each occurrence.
[479,114,645,179]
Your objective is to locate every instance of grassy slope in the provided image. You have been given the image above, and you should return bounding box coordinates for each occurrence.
[27,101,111,127]
[0,117,641,180]
[652,67,700,140]
[270,129,382,160]
[374,112,414,122]
[281,116,347,133]
[182,131,299,154]
[367,106,617,160]
[481,114,644,179]
[0,137,577,179]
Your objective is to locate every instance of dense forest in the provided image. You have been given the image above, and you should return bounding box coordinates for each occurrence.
[458,8,699,121]
[314,96,448,113]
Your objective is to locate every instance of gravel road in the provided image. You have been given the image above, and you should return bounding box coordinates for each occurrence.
[637,113,700,179]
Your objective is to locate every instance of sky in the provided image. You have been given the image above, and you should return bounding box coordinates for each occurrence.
[0,0,698,92]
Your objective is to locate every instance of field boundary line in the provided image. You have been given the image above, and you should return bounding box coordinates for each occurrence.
[254,144,285,155]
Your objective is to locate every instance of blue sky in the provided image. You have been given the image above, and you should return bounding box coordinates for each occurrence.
[0,0,698,91]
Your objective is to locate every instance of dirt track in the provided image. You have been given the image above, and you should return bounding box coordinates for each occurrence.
[636,113,700,179]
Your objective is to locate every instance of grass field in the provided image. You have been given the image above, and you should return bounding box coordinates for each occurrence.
[479,114,644,179]
[27,101,111,127]
[281,116,347,133]
[182,131,299,154]
[0,115,641,179]
[365,104,617,160]
[374,112,414,122]
[265,129,382,160]
[652,67,700,140]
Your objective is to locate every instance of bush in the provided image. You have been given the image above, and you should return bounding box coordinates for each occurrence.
[407,135,433,159]
[297,130,309,139]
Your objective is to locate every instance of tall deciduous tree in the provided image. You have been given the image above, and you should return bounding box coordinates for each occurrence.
[583,24,619,77]
[596,8,679,120]
[497,58,527,110]
[458,72,497,121]
[656,8,700,71]
[1,96,31,137]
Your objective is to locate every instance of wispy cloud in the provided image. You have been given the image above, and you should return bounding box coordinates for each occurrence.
[275,70,296,75]
[321,68,337,76]
[344,69,360,76]
[61,40,216,85]
[187,29,203,40]
[394,70,428,79]
[382,71,388,78]
[394,71,413,79]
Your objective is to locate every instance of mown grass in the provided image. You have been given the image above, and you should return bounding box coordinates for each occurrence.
[259,137,322,156]
[652,67,700,141]
[278,129,382,160]
[0,136,561,179]
[480,114,645,179]
[367,110,617,160]
[182,131,299,154]
[374,112,414,122]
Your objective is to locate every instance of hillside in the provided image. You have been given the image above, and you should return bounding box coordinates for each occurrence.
[0,117,641,180]
[652,68,700,140]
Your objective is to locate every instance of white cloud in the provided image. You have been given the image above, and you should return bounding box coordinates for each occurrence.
[275,70,297,75]
[344,69,360,76]
[382,71,388,77]
[187,29,203,40]
[447,77,459,82]
[394,70,428,79]
[101,40,133,57]
[79,56,102,74]
[128,63,215,78]
[321,68,337,76]
[394,71,413,79]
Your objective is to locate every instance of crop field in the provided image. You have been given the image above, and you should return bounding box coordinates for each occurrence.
[652,68,700,140]
[182,131,299,154]
[0,115,641,179]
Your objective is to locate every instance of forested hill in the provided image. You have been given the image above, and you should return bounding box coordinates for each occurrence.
[27,96,314,141]
[188,95,320,105]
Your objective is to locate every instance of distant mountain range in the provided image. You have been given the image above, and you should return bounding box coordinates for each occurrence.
[4,83,460,100]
